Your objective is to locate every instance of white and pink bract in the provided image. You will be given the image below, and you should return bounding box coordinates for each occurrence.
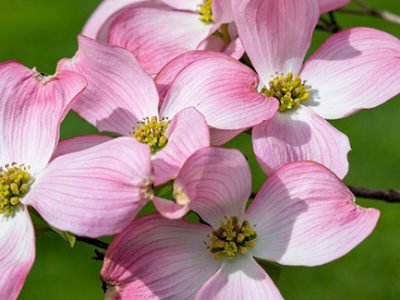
[101,147,379,299]
[1,0,399,299]
[0,62,154,299]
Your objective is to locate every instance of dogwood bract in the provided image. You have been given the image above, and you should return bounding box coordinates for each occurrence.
[320,0,350,13]
[232,0,400,179]
[83,0,242,76]
[100,147,379,299]
[57,36,277,184]
[0,62,153,300]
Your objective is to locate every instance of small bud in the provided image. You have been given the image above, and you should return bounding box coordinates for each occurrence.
[236,233,245,243]
[10,197,20,206]
[10,183,19,195]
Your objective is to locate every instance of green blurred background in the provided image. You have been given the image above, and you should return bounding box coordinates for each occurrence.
[1,0,399,299]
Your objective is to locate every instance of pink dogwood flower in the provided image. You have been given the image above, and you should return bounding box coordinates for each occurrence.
[0,62,154,299]
[101,147,379,299]
[232,0,400,179]
[57,36,277,184]
[320,0,349,13]
[82,0,243,76]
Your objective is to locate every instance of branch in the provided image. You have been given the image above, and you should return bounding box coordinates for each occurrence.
[337,0,400,25]
[347,185,400,203]
[76,236,109,250]
[251,185,400,203]
[93,249,105,261]
[317,13,341,33]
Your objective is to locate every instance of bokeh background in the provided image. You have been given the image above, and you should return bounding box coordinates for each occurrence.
[1,0,399,299]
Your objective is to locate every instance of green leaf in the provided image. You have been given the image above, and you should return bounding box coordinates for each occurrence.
[50,225,76,248]
[154,181,173,198]
[255,258,282,284]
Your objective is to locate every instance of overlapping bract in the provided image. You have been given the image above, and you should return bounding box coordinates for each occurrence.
[1,0,400,299]
[0,62,153,299]
[83,0,242,76]
[57,36,277,185]
[101,148,379,299]
[231,0,400,179]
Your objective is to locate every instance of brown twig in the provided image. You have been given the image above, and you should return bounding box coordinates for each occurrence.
[76,236,109,250]
[317,12,342,33]
[328,12,342,32]
[347,185,400,203]
[337,0,400,25]
[93,249,105,261]
[251,186,400,203]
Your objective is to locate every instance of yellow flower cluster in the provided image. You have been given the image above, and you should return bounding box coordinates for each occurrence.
[0,163,31,216]
[263,72,311,112]
[209,216,257,260]
[133,116,170,154]
[199,0,214,24]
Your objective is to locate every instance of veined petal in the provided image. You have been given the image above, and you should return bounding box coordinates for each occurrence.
[0,209,35,300]
[51,135,113,160]
[0,61,86,173]
[195,254,283,300]
[82,0,164,40]
[213,0,234,24]
[223,37,245,60]
[160,0,203,11]
[175,147,251,228]
[320,0,350,13]
[58,36,159,135]
[252,105,350,179]
[156,50,227,101]
[247,161,380,266]
[153,107,210,186]
[232,0,319,84]
[101,214,219,299]
[197,27,244,59]
[108,7,212,76]
[160,55,278,130]
[197,34,227,53]
[301,27,400,119]
[210,128,244,146]
[152,196,190,219]
[24,137,152,238]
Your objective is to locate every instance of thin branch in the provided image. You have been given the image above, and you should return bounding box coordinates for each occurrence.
[316,24,334,33]
[347,185,400,203]
[315,19,341,33]
[337,0,400,25]
[93,249,105,261]
[76,236,109,250]
[251,186,400,203]
[328,12,342,32]
[316,10,341,33]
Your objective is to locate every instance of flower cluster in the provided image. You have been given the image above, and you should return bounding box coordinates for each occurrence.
[1,0,399,299]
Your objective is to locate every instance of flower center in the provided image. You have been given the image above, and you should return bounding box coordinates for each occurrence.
[208,216,257,260]
[199,0,213,24]
[0,163,32,216]
[132,116,170,154]
[140,178,154,201]
[262,72,311,112]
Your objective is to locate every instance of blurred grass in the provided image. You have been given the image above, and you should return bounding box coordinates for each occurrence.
[0,0,399,299]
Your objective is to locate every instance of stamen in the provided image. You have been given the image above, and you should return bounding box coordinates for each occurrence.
[132,116,170,154]
[0,163,32,216]
[173,186,190,206]
[140,178,154,201]
[262,72,311,112]
[199,0,214,24]
[208,216,257,260]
